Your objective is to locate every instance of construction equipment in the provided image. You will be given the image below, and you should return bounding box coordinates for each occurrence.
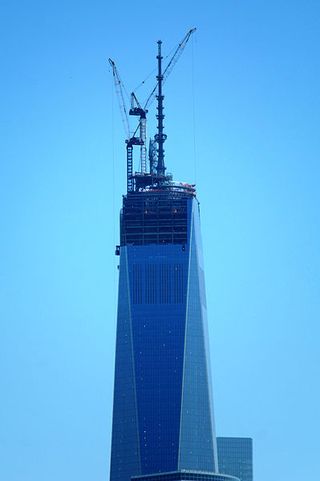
[109,28,196,193]
[108,58,130,139]
[109,59,146,191]
[129,93,147,174]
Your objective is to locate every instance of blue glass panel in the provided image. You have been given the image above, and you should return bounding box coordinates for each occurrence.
[128,244,189,474]
[110,249,141,481]
[179,200,218,472]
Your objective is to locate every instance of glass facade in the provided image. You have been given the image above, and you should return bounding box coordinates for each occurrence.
[217,438,253,481]
[132,470,240,481]
[110,190,219,481]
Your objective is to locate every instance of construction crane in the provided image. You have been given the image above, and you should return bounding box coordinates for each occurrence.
[109,59,146,191]
[109,27,196,192]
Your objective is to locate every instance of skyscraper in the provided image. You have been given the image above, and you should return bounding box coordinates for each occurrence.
[109,33,240,481]
[217,438,253,481]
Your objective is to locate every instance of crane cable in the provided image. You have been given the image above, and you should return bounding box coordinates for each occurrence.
[110,71,118,310]
[133,67,156,93]
[191,31,197,185]
[132,45,176,94]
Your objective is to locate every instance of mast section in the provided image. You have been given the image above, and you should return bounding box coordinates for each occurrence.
[155,40,167,176]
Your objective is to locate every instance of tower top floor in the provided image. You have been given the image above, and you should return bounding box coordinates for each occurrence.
[120,189,197,247]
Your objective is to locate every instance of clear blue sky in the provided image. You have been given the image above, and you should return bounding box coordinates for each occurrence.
[1,1,320,481]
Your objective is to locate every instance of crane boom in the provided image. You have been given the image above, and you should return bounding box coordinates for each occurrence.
[144,27,196,110]
[108,58,130,139]
[163,27,196,83]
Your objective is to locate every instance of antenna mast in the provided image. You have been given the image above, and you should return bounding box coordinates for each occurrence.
[155,41,167,176]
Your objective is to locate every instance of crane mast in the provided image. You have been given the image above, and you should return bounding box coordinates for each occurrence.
[129,93,147,174]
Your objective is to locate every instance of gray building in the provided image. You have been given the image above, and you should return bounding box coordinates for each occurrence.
[217,437,253,481]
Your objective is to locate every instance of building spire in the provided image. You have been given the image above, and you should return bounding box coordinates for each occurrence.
[155,40,167,176]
